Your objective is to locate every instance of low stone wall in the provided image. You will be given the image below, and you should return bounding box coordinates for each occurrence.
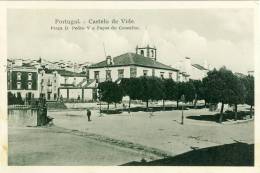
[8,105,48,127]
[65,102,98,109]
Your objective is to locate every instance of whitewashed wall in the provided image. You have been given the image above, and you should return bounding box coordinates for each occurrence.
[83,89,93,101]
[189,67,207,81]
[89,65,178,81]
[89,66,131,81]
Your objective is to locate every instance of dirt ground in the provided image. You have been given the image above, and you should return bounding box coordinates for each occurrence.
[49,107,254,156]
[8,127,151,165]
[8,106,254,166]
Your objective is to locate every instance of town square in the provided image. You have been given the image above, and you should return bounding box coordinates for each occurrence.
[5,8,255,166]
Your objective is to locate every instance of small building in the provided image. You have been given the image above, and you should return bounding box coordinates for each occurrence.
[248,70,254,77]
[39,69,88,101]
[176,57,209,81]
[7,66,39,99]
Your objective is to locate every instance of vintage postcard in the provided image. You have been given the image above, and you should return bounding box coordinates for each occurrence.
[0,1,259,172]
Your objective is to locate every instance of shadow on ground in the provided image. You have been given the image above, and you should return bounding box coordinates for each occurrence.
[121,143,254,166]
[101,105,208,114]
[186,111,253,122]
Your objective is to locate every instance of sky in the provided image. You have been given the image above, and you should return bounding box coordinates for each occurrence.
[7,9,254,74]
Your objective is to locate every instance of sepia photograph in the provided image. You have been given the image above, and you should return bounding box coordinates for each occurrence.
[1,2,257,168]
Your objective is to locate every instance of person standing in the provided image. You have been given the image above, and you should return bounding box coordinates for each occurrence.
[87,109,91,122]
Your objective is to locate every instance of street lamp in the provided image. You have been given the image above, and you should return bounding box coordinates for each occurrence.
[97,89,102,117]
[181,94,185,125]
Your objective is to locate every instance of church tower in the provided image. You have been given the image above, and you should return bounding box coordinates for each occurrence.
[136,29,157,61]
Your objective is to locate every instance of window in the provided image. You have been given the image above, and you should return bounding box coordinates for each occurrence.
[47,93,51,100]
[28,82,32,89]
[94,71,100,80]
[130,67,137,78]
[177,72,180,82]
[48,86,52,93]
[106,70,111,80]
[143,70,148,76]
[17,82,21,89]
[160,72,164,79]
[17,72,21,80]
[140,50,144,56]
[118,69,124,78]
[64,77,68,84]
[169,72,172,79]
[151,50,154,57]
[54,93,57,100]
[73,77,76,85]
[28,73,32,80]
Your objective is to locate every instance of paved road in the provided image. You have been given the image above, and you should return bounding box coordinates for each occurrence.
[8,127,149,166]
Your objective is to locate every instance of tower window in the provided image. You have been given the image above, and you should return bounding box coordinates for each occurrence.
[140,50,144,56]
[151,50,154,57]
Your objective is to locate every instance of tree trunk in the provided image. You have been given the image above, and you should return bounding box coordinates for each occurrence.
[194,99,197,109]
[177,100,179,109]
[250,105,253,118]
[234,104,238,121]
[204,100,207,108]
[107,103,109,110]
[146,100,149,111]
[163,99,165,110]
[194,94,197,109]
[115,103,117,109]
[219,102,224,123]
[128,98,131,113]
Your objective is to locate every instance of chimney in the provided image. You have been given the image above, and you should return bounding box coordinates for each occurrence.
[184,57,191,75]
[203,59,208,70]
[106,55,112,65]
[14,59,23,66]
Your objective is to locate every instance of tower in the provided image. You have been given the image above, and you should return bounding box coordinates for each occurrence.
[136,29,157,61]
[136,45,157,61]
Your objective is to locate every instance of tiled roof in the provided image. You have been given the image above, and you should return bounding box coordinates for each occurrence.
[234,72,246,78]
[89,53,178,71]
[192,64,208,71]
[43,69,87,77]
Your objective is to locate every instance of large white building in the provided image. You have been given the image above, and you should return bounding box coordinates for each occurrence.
[88,45,181,84]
